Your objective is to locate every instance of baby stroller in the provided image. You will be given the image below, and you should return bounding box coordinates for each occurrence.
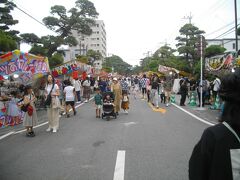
[101,91,117,120]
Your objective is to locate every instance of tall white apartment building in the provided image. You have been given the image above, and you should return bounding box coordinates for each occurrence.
[64,20,107,66]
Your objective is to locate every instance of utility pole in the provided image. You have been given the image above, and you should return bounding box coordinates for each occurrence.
[183,12,193,24]
[196,35,206,111]
[144,51,151,58]
[234,0,238,51]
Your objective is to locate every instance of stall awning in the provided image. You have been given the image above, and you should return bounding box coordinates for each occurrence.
[0,50,50,84]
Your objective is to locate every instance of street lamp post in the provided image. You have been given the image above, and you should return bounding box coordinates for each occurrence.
[234,0,238,51]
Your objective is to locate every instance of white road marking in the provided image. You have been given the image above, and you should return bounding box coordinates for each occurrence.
[0,97,94,140]
[124,122,138,127]
[0,131,15,140]
[113,150,126,180]
[172,103,215,126]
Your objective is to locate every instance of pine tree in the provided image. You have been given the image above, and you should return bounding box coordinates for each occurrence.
[0,0,19,40]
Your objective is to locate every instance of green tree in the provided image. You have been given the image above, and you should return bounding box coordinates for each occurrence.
[205,45,226,58]
[148,60,159,72]
[29,44,48,56]
[153,45,175,59]
[20,33,40,44]
[86,49,102,65]
[0,30,17,52]
[132,65,142,74]
[42,0,98,57]
[153,45,176,66]
[0,0,19,40]
[49,53,64,68]
[103,55,132,75]
[76,55,89,64]
[176,24,205,68]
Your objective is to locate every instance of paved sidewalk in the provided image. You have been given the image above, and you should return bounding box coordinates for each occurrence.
[0,96,94,137]
[0,109,48,136]
[173,94,220,124]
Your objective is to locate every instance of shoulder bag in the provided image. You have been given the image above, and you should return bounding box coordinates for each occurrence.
[45,84,54,107]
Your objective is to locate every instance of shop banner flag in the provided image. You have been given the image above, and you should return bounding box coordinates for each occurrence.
[0,50,50,81]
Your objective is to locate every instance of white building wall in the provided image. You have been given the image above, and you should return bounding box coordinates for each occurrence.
[206,38,240,52]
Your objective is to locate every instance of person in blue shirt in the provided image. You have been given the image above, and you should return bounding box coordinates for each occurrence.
[98,77,107,94]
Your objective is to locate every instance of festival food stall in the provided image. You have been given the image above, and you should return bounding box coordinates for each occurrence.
[0,50,50,128]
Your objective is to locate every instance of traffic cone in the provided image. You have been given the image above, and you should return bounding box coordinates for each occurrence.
[170,94,176,103]
[189,92,197,106]
[210,94,221,110]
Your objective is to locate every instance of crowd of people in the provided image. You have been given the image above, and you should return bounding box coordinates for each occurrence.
[2,72,225,137]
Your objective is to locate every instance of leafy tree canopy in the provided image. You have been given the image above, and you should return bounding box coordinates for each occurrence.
[176,24,204,60]
[87,49,102,60]
[0,0,19,40]
[49,53,64,68]
[103,55,132,75]
[205,45,226,58]
[20,33,40,44]
[0,30,17,52]
[20,0,98,59]
[153,45,176,59]
[76,55,89,64]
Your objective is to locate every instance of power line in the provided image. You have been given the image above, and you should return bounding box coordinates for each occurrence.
[213,24,240,39]
[205,19,240,37]
[10,0,56,34]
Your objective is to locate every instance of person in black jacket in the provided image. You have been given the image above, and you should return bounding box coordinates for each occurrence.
[189,68,240,180]
[179,79,188,106]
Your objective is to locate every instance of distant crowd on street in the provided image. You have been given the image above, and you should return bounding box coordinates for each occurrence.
[6,70,225,138]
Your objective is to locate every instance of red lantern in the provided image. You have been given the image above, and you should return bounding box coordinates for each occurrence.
[82,71,87,80]
[72,71,78,79]
[62,67,68,74]
[52,70,58,77]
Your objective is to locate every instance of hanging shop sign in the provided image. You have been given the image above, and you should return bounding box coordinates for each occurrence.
[0,50,50,83]
[205,52,236,72]
[158,65,179,74]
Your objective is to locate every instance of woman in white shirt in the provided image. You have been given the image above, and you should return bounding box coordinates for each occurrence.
[64,80,76,117]
[45,74,60,133]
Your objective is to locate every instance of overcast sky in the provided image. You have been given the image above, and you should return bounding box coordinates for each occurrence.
[11,0,239,65]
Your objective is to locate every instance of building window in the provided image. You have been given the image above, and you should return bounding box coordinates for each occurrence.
[233,43,236,49]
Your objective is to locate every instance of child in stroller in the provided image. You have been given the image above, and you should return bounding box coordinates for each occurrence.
[102,92,117,120]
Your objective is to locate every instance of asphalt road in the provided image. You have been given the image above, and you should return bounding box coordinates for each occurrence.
[0,95,210,180]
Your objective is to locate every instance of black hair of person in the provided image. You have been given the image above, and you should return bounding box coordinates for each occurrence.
[219,68,240,128]
[23,85,32,96]
[47,74,55,85]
